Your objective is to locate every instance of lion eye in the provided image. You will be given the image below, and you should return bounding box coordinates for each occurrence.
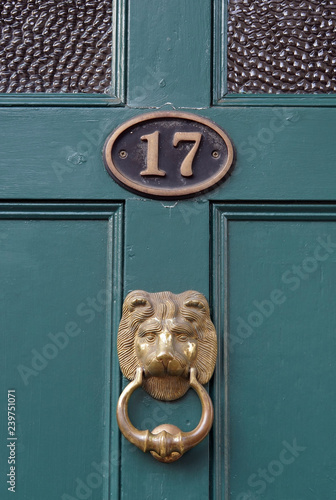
[145,333,156,343]
[177,334,188,342]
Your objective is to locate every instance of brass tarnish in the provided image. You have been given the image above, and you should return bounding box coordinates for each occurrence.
[116,290,217,462]
[103,111,234,199]
[117,290,217,400]
[117,367,214,463]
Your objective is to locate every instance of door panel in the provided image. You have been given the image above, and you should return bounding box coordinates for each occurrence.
[213,206,336,499]
[0,205,122,500]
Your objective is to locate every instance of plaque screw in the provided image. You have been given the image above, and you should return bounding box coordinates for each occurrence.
[119,150,128,159]
[212,150,219,159]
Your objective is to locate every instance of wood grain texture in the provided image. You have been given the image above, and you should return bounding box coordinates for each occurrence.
[127,0,211,109]
[1,0,336,497]
[0,204,123,500]
[213,205,336,499]
[120,199,210,500]
[1,106,336,201]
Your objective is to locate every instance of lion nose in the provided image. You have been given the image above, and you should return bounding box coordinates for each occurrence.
[157,332,174,367]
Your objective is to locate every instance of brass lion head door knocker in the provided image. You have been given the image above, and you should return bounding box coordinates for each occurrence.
[116,290,217,463]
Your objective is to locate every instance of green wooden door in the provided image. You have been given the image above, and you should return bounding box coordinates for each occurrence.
[1,1,336,499]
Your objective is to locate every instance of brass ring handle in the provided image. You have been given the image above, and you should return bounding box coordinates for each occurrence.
[116,367,214,463]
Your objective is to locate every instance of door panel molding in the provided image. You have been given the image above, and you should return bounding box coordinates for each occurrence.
[0,203,123,500]
[212,203,336,499]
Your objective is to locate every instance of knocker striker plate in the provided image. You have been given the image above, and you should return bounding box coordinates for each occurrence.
[116,290,218,462]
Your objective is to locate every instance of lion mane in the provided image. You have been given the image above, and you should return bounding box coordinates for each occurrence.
[117,290,217,400]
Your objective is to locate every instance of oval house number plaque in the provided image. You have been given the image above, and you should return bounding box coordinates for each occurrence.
[103,111,234,198]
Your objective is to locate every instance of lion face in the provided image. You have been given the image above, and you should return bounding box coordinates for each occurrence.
[117,290,217,400]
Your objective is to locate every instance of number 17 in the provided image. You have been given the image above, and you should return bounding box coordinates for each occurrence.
[140,131,202,177]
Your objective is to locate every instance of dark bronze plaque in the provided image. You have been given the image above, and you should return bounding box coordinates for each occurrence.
[103,112,234,198]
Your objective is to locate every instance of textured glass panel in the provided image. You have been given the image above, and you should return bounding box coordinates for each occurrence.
[0,0,112,93]
[227,0,336,93]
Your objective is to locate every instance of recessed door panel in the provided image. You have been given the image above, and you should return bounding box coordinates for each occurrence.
[213,206,336,499]
[0,205,122,500]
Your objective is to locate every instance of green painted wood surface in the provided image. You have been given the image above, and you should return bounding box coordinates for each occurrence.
[120,199,210,500]
[127,0,211,109]
[213,205,336,499]
[1,0,336,498]
[1,105,336,201]
[0,205,123,500]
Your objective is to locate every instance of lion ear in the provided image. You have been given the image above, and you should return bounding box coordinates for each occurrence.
[124,290,151,311]
[130,297,148,308]
[182,291,211,319]
[184,299,206,310]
